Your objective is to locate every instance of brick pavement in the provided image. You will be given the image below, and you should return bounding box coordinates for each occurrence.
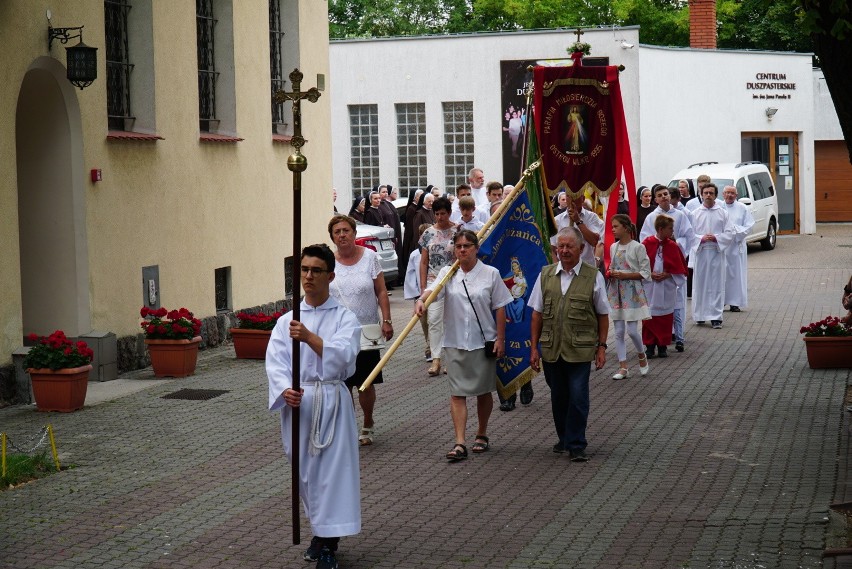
[1,225,851,569]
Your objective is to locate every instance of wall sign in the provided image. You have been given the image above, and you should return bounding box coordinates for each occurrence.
[747,72,796,100]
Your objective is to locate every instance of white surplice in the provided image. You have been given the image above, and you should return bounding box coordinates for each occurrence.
[266,297,361,538]
[724,201,754,308]
[643,240,686,317]
[688,203,735,322]
[639,206,695,258]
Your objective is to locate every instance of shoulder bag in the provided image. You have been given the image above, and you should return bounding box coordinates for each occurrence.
[461,278,496,358]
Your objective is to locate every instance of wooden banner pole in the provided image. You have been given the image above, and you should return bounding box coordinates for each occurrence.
[359,159,541,392]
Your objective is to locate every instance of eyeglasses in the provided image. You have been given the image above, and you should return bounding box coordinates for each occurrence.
[300,266,329,275]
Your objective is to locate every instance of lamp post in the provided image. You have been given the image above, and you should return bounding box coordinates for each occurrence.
[272,68,321,546]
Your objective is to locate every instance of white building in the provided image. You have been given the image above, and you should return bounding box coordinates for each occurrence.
[330,25,851,235]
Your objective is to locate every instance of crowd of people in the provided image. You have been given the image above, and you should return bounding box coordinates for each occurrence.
[266,168,757,568]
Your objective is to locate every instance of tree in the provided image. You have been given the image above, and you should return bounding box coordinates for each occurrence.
[795,1,852,163]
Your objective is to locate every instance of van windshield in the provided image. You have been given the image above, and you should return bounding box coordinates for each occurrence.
[711,179,733,190]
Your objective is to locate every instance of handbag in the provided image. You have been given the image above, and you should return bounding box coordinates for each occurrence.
[462,279,497,359]
[359,323,385,351]
[334,280,385,351]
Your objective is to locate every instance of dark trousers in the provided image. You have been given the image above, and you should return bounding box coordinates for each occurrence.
[543,359,591,452]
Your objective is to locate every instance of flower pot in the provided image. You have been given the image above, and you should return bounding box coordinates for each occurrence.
[28,364,92,412]
[145,336,202,377]
[230,328,272,359]
[803,336,852,369]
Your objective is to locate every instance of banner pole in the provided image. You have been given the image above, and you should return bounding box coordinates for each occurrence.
[359,160,541,392]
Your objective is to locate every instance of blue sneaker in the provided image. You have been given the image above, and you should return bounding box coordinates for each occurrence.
[304,537,323,562]
[317,547,339,569]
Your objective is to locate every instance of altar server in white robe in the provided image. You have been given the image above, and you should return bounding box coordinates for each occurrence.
[688,184,735,328]
[267,244,361,568]
[722,185,754,312]
[639,185,695,258]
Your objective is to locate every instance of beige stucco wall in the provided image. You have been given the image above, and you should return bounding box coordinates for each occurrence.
[0,0,332,364]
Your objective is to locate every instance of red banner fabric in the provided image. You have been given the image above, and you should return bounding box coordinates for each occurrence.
[533,62,620,201]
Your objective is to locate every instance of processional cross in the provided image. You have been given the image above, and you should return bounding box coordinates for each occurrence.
[272,68,321,546]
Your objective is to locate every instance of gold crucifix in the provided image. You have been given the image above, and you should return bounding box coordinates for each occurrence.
[273,68,322,166]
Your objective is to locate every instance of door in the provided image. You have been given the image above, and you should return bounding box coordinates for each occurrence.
[815,141,852,222]
[741,133,798,234]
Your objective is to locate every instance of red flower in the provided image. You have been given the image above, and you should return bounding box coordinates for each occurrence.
[27,333,39,341]
[140,306,151,317]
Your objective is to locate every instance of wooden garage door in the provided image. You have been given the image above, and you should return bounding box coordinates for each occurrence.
[815,140,852,222]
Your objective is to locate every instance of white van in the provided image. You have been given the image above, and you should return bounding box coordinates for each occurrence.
[668,161,779,250]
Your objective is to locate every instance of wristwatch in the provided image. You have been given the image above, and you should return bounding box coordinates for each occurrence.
[597,342,608,349]
[576,219,584,225]
[383,319,392,325]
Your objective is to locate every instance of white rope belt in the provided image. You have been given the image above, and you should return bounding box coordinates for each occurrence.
[304,379,344,456]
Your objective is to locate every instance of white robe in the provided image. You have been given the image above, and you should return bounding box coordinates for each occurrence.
[639,206,695,258]
[644,243,686,316]
[266,297,361,538]
[688,204,735,322]
[724,201,754,308]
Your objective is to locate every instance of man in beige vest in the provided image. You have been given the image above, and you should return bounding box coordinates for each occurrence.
[529,227,610,462]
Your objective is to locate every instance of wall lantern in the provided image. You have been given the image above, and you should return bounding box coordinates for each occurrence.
[765,107,778,121]
[47,10,98,90]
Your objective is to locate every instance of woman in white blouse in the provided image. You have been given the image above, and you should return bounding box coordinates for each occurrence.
[328,215,393,446]
[415,230,513,462]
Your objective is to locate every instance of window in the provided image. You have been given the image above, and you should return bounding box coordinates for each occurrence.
[736,178,749,200]
[269,0,286,134]
[442,101,474,191]
[105,0,133,131]
[395,103,426,197]
[196,0,218,132]
[196,0,236,136]
[349,104,379,197]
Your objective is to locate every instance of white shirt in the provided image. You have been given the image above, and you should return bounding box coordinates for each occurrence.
[429,261,512,350]
[528,261,610,315]
[471,186,488,208]
[639,205,695,257]
[550,209,605,266]
[458,217,485,233]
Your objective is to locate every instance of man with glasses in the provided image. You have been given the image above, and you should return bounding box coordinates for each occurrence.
[267,244,361,569]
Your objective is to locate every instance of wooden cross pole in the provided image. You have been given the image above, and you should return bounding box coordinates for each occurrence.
[272,68,321,546]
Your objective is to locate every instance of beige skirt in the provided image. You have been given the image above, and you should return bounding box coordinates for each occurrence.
[443,347,496,397]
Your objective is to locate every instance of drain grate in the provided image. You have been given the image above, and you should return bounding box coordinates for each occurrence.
[161,388,229,401]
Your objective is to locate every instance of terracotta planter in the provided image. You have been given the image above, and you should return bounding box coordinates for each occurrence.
[230,328,272,359]
[803,336,852,369]
[145,336,202,377]
[28,364,92,412]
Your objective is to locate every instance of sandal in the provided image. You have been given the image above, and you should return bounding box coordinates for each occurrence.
[359,427,374,446]
[446,444,468,462]
[472,436,490,453]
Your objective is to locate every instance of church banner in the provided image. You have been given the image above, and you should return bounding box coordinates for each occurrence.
[478,189,550,399]
[533,61,621,200]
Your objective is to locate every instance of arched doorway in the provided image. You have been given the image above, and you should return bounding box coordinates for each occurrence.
[16,57,91,337]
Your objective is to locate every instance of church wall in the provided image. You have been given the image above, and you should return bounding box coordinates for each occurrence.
[0,0,333,366]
